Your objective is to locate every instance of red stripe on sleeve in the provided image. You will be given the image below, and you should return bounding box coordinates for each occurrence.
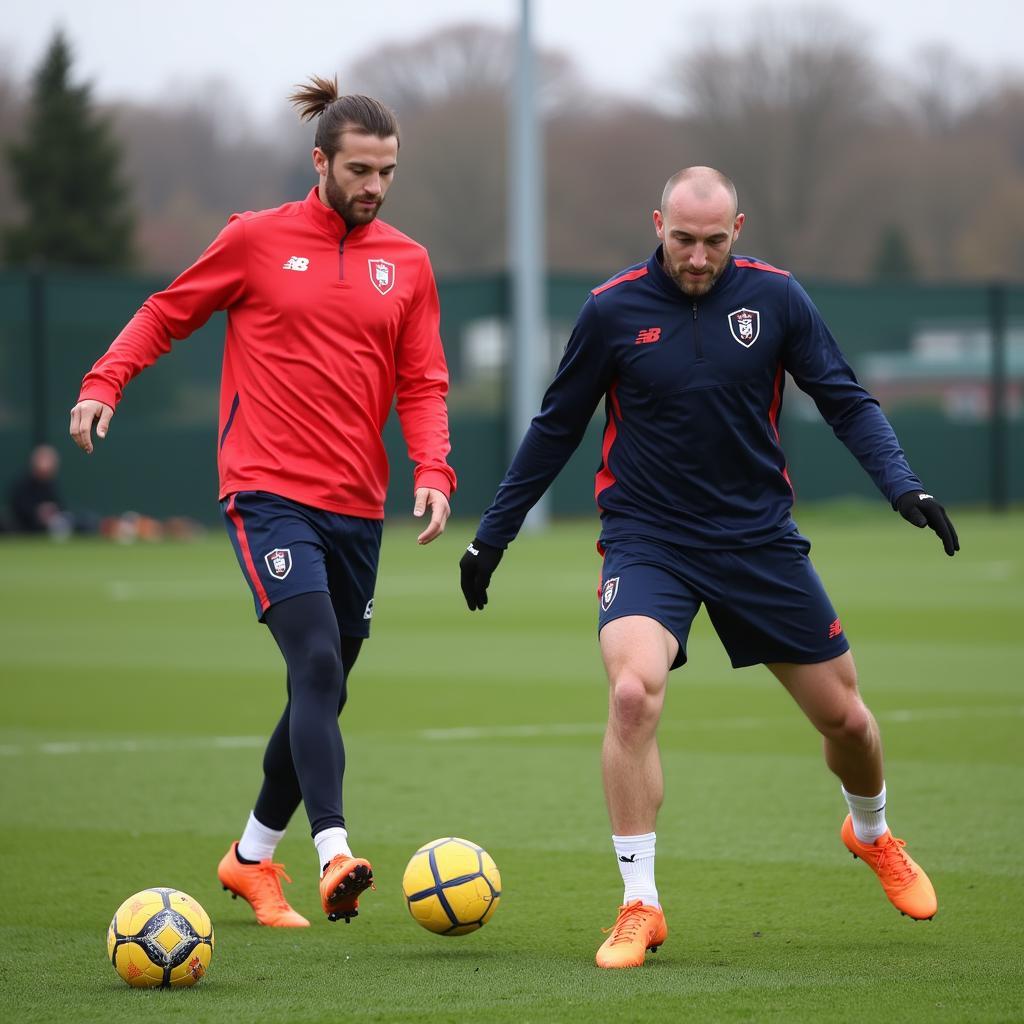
[226,495,271,613]
[594,381,621,505]
[768,364,793,492]
[591,267,649,296]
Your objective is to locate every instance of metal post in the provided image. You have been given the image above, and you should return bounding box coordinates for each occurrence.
[988,283,1008,512]
[509,0,548,529]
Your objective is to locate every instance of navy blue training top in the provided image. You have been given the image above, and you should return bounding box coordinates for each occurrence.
[476,248,922,550]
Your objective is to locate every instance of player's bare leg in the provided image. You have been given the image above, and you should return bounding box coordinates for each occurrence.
[769,652,882,794]
[595,616,676,967]
[769,652,937,919]
[600,616,676,833]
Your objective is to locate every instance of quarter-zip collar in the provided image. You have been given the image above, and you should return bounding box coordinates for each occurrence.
[301,185,373,243]
[647,244,737,302]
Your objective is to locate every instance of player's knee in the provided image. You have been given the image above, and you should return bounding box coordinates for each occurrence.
[293,639,343,697]
[609,673,659,733]
[824,699,874,748]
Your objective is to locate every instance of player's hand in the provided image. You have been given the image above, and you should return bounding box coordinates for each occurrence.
[414,487,450,545]
[459,538,504,610]
[895,490,959,556]
[69,400,114,454]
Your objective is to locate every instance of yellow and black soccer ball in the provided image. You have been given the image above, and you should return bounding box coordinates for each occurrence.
[107,887,214,988]
[402,837,501,935]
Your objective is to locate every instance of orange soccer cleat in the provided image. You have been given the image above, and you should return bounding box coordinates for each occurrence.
[595,900,668,969]
[841,815,937,920]
[320,854,375,923]
[217,842,310,927]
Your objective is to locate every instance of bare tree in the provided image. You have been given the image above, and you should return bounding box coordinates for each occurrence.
[901,45,985,137]
[345,21,582,116]
[669,6,881,270]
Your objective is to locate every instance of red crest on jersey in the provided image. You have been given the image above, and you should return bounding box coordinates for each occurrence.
[368,259,395,295]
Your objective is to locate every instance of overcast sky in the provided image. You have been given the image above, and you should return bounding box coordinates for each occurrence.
[4,0,1022,123]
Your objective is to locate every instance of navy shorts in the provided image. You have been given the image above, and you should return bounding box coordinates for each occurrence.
[222,490,382,635]
[597,531,849,670]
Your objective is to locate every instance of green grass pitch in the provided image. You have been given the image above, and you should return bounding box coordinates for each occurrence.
[1,508,1022,1023]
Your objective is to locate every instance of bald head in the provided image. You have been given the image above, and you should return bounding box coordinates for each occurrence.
[654,166,744,297]
[660,166,738,218]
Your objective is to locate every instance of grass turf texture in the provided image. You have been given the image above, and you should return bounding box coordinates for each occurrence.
[1,507,1022,1023]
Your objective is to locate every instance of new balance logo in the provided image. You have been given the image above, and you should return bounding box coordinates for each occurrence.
[282,256,309,271]
[828,618,843,639]
[635,327,662,344]
[618,854,637,863]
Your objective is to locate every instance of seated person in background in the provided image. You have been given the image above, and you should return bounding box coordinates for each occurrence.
[8,444,71,537]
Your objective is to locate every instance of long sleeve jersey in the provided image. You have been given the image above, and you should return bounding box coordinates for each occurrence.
[477,248,921,550]
[79,187,456,518]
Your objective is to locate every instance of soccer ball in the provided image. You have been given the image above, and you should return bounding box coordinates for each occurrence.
[402,837,501,935]
[107,887,214,988]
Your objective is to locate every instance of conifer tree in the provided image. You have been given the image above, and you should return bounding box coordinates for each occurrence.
[4,30,134,267]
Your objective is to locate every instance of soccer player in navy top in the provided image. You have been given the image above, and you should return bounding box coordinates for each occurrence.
[459,166,958,968]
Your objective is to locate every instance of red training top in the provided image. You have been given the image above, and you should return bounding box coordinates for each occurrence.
[79,187,456,518]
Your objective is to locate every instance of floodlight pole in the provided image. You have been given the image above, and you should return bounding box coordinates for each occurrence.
[509,0,548,529]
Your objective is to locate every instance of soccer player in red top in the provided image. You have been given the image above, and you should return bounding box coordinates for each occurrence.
[70,77,456,927]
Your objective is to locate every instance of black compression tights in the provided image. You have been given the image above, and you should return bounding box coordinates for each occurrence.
[253,592,363,837]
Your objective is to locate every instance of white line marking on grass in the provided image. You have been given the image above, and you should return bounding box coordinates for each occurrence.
[420,723,606,741]
[419,705,1024,741]
[0,736,265,757]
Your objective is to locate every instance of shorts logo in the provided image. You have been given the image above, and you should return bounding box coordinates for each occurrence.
[728,307,760,347]
[264,548,292,580]
[368,258,396,295]
[600,576,620,612]
[827,617,843,639]
[363,598,375,620]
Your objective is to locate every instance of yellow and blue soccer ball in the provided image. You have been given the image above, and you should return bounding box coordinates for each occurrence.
[107,887,214,988]
[402,837,501,935]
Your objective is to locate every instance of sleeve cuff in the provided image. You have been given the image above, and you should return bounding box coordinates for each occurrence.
[413,466,456,498]
[77,383,121,409]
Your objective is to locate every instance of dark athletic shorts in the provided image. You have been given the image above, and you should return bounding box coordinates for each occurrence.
[597,531,849,670]
[221,490,382,635]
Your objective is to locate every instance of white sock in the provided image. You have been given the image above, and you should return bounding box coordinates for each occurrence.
[843,783,888,844]
[314,827,352,874]
[612,832,659,908]
[237,811,285,862]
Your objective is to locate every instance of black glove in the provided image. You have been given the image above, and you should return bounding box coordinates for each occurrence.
[459,538,504,610]
[895,490,959,556]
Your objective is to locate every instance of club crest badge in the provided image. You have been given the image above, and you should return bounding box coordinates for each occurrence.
[728,307,760,347]
[264,547,292,580]
[368,258,396,295]
[363,598,375,620]
[600,576,620,612]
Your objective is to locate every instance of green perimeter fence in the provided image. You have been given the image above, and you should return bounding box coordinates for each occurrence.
[0,268,1021,524]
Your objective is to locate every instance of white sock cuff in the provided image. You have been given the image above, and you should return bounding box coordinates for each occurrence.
[237,811,286,862]
[313,826,352,872]
[612,832,657,856]
[841,783,886,811]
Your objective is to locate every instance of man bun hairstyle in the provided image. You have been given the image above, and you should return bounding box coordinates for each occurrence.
[289,74,400,157]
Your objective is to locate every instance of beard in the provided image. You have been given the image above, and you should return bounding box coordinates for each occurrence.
[663,248,730,298]
[324,173,384,229]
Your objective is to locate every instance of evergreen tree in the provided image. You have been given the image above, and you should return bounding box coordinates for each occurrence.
[872,224,917,281]
[4,30,134,267]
